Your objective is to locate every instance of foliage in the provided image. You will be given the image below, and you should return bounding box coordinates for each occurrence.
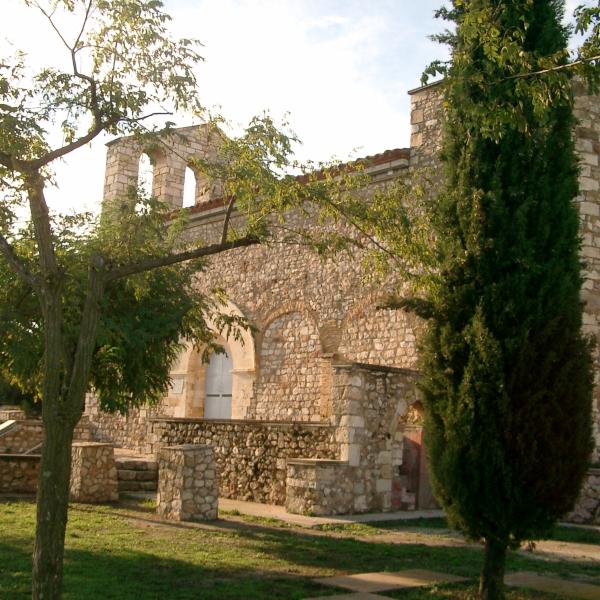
[0,195,248,415]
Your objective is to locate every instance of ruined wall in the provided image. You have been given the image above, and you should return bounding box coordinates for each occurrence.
[285,363,419,516]
[0,455,40,493]
[0,417,91,454]
[150,419,338,505]
[574,81,600,462]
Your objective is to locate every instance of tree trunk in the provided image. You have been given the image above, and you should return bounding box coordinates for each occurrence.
[479,537,507,600]
[31,412,76,600]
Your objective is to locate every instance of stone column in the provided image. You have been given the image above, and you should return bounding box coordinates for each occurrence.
[157,444,218,521]
[70,442,119,503]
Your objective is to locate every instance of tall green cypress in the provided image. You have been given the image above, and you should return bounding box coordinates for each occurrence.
[421,1,594,598]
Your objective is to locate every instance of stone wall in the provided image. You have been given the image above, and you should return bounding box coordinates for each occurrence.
[70,442,119,503]
[574,82,600,461]
[150,418,338,505]
[567,468,600,524]
[254,311,322,421]
[0,454,40,493]
[0,416,91,454]
[157,445,218,521]
[85,394,160,454]
[285,363,419,516]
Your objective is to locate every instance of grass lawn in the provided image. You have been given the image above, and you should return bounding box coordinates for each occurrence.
[1,498,598,599]
[315,517,600,545]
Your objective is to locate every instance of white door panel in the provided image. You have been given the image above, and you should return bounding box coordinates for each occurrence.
[204,351,232,419]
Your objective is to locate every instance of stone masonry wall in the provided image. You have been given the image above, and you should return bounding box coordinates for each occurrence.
[568,468,600,524]
[285,363,419,516]
[157,445,218,521]
[150,419,338,505]
[0,416,92,454]
[254,312,321,421]
[0,455,40,493]
[85,394,164,454]
[574,81,600,461]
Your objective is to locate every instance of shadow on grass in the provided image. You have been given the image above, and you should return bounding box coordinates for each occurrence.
[0,538,339,600]
[2,500,598,600]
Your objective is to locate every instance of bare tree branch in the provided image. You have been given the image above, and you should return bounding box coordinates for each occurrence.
[220,195,236,244]
[106,235,260,282]
[0,232,38,287]
[501,54,600,81]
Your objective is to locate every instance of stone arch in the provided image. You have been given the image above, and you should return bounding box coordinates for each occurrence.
[254,305,321,422]
[163,301,256,419]
[103,124,224,210]
[137,152,154,198]
[339,293,421,369]
[182,165,197,208]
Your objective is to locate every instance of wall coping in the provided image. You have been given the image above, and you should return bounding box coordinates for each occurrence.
[287,458,349,467]
[150,417,333,428]
[407,79,444,95]
[71,442,113,448]
[0,453,42,460]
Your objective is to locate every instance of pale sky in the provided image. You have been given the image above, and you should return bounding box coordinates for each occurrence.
[3,0,584,215]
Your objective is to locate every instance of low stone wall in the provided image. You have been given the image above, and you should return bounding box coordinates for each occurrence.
[0,407,26,421]
[70,442,119,503]
[0,416,92,455]
[0,420,45,454]
[286,459,354,515]
[85,394,160,454]
[0,454,40,493]
[158,445,218,521]
[151,419,338,505]
[567,468,600,524]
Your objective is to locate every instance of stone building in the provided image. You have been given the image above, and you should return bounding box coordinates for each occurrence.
[85,82,600,518]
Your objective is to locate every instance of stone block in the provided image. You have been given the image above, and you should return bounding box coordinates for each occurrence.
[70,442,118,503]
[157,444,218,522]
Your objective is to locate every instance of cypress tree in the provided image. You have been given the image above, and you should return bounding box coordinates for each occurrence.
[420,1,594,598]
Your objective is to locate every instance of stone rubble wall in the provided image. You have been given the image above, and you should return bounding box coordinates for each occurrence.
[84,394,162,454]
[0,454,40,493]
[0,407,26,421]
[286,459,354,516]
[70,442,119,503]
[0,416,92,454]
[567,468,600,524]
[150,419,338,505]
[574,82,600,461]
[285,363,419,516]
[157,444,218,521]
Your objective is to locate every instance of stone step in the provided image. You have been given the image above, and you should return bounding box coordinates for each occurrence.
[115,454,158,494]
[117,468,157,482]
[118,480,158,492]
[115,458,158,471]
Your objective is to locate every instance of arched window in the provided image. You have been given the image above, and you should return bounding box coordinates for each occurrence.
[204,349,233,419]
[182,166,196,208]
[137,153,154,198]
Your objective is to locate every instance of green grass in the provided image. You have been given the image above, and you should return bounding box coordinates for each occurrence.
[1,499,598,599]
[316,516,600,546]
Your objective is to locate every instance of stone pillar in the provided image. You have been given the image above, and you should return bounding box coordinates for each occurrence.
[70,442,119,503]
[157,444,218,521]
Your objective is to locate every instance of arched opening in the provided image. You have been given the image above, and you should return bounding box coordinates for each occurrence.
[137,153,154,198]
[162,301,256,420]
[204,348,233,419]
[182,166,196,208]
